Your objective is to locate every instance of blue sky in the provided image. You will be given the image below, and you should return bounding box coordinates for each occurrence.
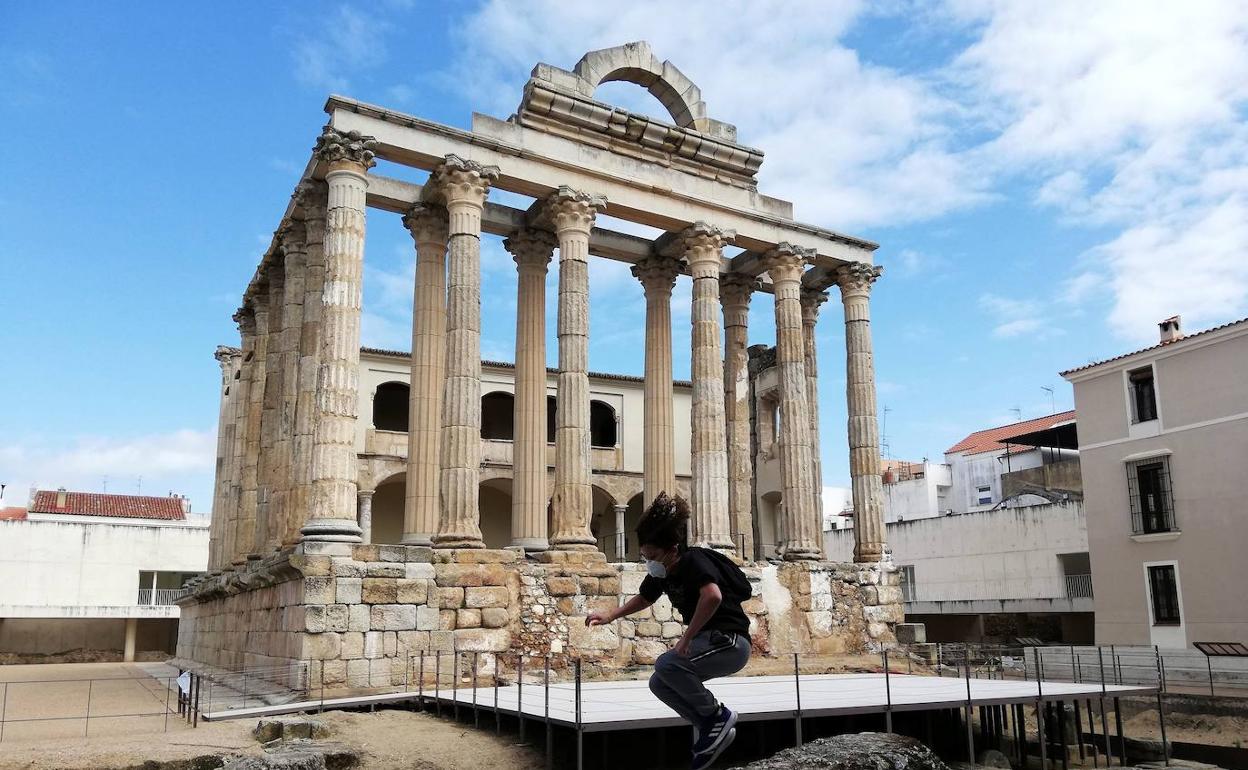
[2,2,1246,512]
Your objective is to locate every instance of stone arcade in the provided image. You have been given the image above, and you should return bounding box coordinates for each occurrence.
[179,43,901,691]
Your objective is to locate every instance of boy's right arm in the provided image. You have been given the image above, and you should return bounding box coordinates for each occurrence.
[586,594,653,626]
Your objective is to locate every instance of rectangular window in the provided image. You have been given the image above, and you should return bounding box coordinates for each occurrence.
[976,485,992,505]
[899,565,916,602]
[1127,457,1177,534]
[1129,366,1158,423]
[1148,565,1181,625]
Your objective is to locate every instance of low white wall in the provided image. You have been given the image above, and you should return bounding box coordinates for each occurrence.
[825,501,1088,602]
[0,519,208,610]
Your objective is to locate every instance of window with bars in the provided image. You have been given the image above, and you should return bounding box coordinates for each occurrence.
[1128,366,1158,423]
[1127,456,1177,534]
[899,565,916,602]
[1148,564,1181,625]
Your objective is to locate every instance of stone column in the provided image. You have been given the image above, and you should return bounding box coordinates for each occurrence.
[431,155,498,549]
[238,300,270,561]
[612,504,628,560]
[209,347,237,571]
[720,274,757,559]
[289,183,326,546]
[269,222,307,553]
[630,256,680,507]
[506,229,557,551]
[123,617,137,663]
[677,223,735,552]
[762,244,821,561]
[357,489,375,545]
[800,288,829,530]
[834,262,887,563]
[302,128,375,544]
[225,309,255,568]
[401,204,449,546]
[547,187,606,551]
[256,264,285,556]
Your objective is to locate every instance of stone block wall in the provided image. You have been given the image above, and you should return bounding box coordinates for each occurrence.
[178,544,903,695]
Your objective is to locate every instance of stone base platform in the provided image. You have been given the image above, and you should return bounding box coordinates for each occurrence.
[176,545,903,694]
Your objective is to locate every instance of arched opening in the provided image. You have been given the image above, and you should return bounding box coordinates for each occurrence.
[757,491,783,561]
[589,485,618,556]
[479,478,512,549]
[546,395,557,443]
[373,382,409,432]
[370,473,406,545]
[621,493,645,561]
[589,400,617,448]
[481,391,515,440]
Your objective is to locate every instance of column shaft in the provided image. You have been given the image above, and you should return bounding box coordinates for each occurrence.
[835,262,887,563]
[270,224,307,553]
[402,205,449,546]
[801,289,829,533]
[631,257,679,507]
[548,187,606,551]
[680,223,735,552]
[357,490,375,545]
[225,311,255,568]
[256,267,285,555]
[303,128,375,544]
[507,229,556,551]
[432,156,498,549]
[209,348,236,570]
[721,275,757,559]
[238,303,270,561]
[289,185,326,546]
[763,245,821,560]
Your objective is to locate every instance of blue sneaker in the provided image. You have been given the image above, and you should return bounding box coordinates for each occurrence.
[691,727,736,769]
[691,705,737,762]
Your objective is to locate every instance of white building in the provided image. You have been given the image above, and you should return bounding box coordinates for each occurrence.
[0,489,209,660]
[827,413,1093,643]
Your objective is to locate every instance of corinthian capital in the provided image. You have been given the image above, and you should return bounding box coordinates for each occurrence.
[760,242,815,285]
[800,287,829,323]
[833,261,883,298]
[426,154,499,208]
[313,127,377,169]
[401,204,449,246]
[719,272,760,309]
[630,255,681,296]
[278,219,307,254]
[504,228,557,270]
[675,221,735,272]
[542,186,607,235]
[292,179,327,216]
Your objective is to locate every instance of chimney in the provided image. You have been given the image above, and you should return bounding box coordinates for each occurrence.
[55,487,68,508]
[180,495,191,514]
[1159,315,1183,344]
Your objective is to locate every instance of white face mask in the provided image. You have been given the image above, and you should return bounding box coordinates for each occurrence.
[645,559,667,579]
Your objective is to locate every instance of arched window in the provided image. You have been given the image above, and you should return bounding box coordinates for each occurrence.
[546,396,557,444]
[590,400,617,448]
[373,382,409,431]
[481,392,515,440]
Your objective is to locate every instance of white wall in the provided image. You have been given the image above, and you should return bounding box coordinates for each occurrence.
[948,447,1044,512]
[825,501,1088,602]
[0,519,208,611]
[880,463,952,523]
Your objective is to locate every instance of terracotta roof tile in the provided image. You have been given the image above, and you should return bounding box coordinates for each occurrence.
[946,411,1077,456]
[0,507,27,521]
[29,491,186,520]
[1060,317,1248,376]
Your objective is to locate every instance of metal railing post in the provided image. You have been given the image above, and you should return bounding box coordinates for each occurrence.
[883,648,893,733]
[1206,654,1215,697]
[472,652,480,728]
[418,652,426,711]
[1036,652,1048,770]
[518,654,526,745]
[793,653,803,747]
[1098,647,1111,764]
[494,657,501,735]
[575,658,583,770]
[435,652,442,718]
[1113,697,1126,767]
[84,679,94,737]
[964,661,975,762]
[544,655,551,770]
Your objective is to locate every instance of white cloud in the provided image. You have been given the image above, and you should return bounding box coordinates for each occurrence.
[979,293,1058,339]
[291,5,389,92]
[0,430,217,511]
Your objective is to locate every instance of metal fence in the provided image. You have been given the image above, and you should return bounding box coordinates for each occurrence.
[136,588,189,605]
[0,673,187,742]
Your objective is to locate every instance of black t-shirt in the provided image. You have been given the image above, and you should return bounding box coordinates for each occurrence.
[639,547,751,635]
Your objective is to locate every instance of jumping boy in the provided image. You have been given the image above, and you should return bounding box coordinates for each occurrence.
[586,493,752,769]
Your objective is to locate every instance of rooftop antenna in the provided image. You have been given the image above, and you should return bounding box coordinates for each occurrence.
[1041,385,1056,415]
[102,475,108,493]
[1010,406,1022,422]
[137,475,142,495]
[881,405,892,461]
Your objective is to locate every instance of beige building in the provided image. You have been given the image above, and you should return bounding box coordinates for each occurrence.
[1061,315,1248,647]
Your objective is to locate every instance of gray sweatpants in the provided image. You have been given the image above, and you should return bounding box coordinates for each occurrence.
[648,629,751,725]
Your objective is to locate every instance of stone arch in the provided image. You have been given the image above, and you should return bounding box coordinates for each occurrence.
[572,42,706,129]
[589,400,617,448]
[479,477,513,549]
[371,471,406,545]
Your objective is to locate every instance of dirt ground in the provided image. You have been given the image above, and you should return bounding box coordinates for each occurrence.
[1123,708,1248,749]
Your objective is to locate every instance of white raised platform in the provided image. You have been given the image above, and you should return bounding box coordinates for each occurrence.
[203,673,1154,732]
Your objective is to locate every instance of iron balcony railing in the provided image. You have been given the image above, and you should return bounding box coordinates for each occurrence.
[1064,573,1094,598]
[137,588,189,606]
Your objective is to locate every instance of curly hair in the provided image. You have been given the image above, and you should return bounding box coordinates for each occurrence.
[635,492,690,551]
